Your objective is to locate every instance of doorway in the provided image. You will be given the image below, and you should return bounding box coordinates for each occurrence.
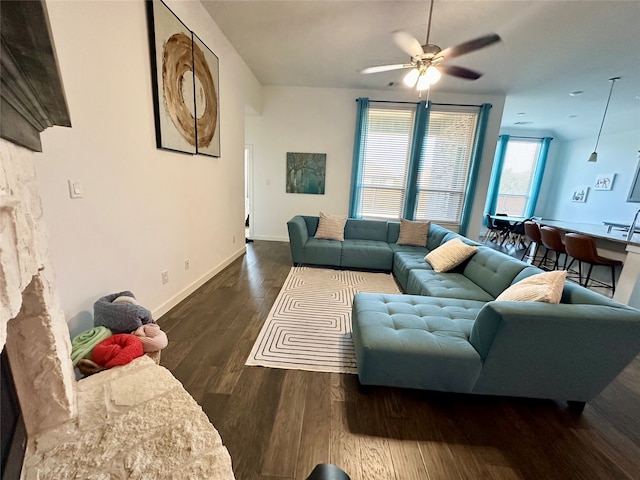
[245,145,253,241]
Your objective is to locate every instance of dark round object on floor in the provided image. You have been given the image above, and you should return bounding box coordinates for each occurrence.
[306,463,351,480]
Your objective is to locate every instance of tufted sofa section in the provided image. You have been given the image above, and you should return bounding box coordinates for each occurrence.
[288,215,640,406]
[352,293,486,392]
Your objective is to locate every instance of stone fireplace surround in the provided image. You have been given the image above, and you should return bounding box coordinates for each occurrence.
[0,140,235,478]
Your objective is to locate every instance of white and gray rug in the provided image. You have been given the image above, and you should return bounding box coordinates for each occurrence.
[246,266,401,373]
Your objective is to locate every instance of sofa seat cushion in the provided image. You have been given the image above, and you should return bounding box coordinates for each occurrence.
[406,269,494,302]
[341,239,393,270]
[299,238,343,266]
[392,251,433,291]
[352,293,484,392]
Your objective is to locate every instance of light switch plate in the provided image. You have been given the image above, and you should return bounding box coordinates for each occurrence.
[68,179,83,199]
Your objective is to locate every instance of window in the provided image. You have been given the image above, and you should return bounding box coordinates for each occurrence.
[484,135,552,219]
[358,106,415,219]
[494,139,541,216]
[350,99,490,231]
[415,109,478,223]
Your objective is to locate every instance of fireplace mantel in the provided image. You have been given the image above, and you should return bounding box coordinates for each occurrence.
[0,0,71,152]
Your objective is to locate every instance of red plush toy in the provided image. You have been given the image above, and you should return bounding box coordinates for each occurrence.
[92,334,144,369]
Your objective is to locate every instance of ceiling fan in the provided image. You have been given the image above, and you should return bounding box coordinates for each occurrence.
[361,0,501,92]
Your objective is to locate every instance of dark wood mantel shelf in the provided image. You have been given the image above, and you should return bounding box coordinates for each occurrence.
[1,0,71,152]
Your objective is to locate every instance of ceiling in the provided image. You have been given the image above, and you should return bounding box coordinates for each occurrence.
[202,0,640,141]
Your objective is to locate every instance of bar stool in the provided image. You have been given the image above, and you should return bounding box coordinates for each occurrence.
[307,464,351,480]
[564,233,623,294]
[539,226,569,270]
[520,221,543,263]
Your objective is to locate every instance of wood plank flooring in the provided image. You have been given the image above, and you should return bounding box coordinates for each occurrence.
[158,241,640,480]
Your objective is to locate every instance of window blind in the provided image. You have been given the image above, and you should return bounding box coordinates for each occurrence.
[414,109,478,223]
[351,99,488,228]
[358,105,415,219]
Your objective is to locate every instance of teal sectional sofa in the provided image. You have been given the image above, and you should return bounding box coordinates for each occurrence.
[286,215,640,410]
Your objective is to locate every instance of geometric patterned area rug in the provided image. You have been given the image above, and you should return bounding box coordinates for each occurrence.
[245,266,401,374]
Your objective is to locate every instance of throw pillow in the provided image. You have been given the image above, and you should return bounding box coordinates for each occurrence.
[397,219,430,247]
[424,238,478,273]
[314,212,347,241]
[495,270,567,304]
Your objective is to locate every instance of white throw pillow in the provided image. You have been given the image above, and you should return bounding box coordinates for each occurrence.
[314,212,347,241]
[496,270,567,304]
[397,219,430,247]
[424,238,478,273]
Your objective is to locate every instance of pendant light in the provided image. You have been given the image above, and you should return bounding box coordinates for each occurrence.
[588,77,620,163]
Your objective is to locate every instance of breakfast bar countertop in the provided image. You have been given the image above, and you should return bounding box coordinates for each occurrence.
[537,219,640,246]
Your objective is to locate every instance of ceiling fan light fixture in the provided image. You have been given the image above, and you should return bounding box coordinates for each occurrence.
[403,68,420,87]
[425,65,441,84]
[416,73,430,91]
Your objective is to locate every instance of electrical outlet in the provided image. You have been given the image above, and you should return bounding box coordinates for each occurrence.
[184,259,190,270]
[232,235,236,244]
[162,270,169,284]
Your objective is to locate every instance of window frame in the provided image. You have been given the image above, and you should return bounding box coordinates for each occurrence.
[350,99,489,231]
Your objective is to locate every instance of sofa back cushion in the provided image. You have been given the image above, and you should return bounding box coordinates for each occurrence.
[387,222,401,243]
[427,224,455,250]
[303,216,320,236]
[462,247,529,299]
[560,280,622,307]
[345,219,388,241]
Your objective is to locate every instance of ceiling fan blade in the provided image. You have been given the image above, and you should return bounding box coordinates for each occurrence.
[392,30,424,58]
[435,33,501,61]
[439,64,483,80]
[360,64,413,74]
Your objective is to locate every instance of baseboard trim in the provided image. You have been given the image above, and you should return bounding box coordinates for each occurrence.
[153,246,246,320]
[248,234,289,242]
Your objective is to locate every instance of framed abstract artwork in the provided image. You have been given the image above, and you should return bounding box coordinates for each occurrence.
[146,0,220,156]
[286,152,326,194]
[192,33,220,157]
[147,0,195,154]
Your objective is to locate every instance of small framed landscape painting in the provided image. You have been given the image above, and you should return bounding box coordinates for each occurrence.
[571,186,589,203]
[594,173,616,191]
[286,152,327,194]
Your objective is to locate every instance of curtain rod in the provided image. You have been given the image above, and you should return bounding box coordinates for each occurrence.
[358,99,485,108]
[506,135,554,140]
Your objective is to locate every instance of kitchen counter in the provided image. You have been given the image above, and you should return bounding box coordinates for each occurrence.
[534,219,640,306]
[538,219,640,245]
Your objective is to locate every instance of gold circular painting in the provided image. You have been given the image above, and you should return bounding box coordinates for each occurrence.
[162,32,218,149]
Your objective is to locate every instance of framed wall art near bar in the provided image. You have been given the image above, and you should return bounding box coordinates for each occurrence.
[571,186,589,203]
[192,33,220,157]
[147,0,196,154]
[594,173,616,191]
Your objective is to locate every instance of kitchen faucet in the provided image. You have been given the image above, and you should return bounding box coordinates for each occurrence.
[627,208,640,241]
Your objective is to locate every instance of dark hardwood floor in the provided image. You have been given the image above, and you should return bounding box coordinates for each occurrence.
[158,241,640,480]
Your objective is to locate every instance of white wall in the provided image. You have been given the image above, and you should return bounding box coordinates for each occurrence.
[246,86,505,242]
[539,129,640,224]
[36,0,261,336]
